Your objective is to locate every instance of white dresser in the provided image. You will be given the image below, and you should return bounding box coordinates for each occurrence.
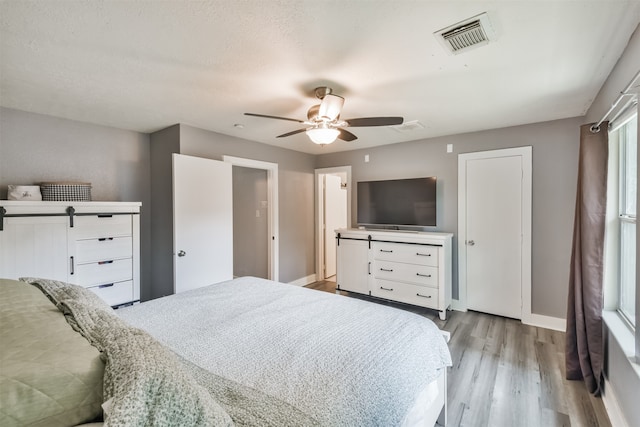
[0,201,141,307]
[336,228,453,320]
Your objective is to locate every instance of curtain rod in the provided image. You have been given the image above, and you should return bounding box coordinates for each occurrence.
[590,69,640,133]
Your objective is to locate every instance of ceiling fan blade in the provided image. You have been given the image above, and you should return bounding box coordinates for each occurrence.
[338,129,358,142]
[345,117,404,127]
[318,94,344,120]
[244,113,305,123]
[276,128,307,138]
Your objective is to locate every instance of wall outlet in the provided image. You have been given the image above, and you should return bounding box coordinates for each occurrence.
[365,154,370,162]
[446,144,453,153]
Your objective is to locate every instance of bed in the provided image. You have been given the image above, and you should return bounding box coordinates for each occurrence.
[0,277,451,426]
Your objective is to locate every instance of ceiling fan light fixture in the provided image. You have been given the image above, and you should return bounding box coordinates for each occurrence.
[306,126,340,145]
[318,94,345,120]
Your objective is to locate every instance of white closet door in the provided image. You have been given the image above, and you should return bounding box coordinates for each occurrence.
[173,154,233,293]
[465,154,523,319]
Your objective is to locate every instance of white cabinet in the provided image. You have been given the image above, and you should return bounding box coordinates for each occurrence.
[335,229,453,320]
[0,201,141,307]
[336,238,370,295]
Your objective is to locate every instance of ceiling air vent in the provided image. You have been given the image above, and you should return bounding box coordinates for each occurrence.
[435,12,496,55]
[391,120,425,133]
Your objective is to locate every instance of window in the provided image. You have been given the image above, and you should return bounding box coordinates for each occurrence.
[618,113,637,327]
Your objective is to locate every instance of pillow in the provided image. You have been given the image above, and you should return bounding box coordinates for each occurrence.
[59,299,234,427]
[0,279,104,427]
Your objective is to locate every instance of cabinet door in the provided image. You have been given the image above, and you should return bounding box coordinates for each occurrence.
[336,238,370,294]
[0,217,69,281]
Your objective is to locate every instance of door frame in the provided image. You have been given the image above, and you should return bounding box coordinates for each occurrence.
[457,146,532,322]
[223,155,279,282]
[315,166,352,281]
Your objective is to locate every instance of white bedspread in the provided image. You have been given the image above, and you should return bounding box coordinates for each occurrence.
[117,277,451,426]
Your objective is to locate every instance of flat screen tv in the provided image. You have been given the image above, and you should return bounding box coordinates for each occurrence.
[357,177,437,227]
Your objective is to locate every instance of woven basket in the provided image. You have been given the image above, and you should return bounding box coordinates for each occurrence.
[40,182,92,201]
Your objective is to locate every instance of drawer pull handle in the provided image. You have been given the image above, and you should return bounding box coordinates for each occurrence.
[98,237,114,242]
[98,260,114,265]
[416,253,432,257]
[380,286,394,291]
[416,273,432,278]
[98,214,113,218]
[380,249,393,253]
[380,268,393,272]
[98,283,115,289]
[70,256,74,275]
[416,293,432,299]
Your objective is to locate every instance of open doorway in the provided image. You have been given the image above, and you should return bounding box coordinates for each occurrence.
[315,166,351,282]
[223,156,279,282]
[232,166,268,278]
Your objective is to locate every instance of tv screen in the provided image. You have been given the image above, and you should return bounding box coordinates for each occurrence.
[357,177,437,227]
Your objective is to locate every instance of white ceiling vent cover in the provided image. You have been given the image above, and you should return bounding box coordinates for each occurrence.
[391,120,425,133]
[435,12,496,55]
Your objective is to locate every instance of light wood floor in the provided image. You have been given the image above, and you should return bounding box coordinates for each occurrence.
[305,280,611,427]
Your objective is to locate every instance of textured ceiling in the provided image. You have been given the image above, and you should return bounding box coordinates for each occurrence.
[1,1,639,155]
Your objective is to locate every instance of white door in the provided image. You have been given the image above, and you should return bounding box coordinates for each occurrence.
[461,150,528,319]
[173,154,233,293]
[324,174,347,278]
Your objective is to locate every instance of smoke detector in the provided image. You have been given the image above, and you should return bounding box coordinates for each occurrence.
[434,12,496,55]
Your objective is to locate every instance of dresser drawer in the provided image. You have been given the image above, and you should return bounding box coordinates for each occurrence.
[372,242,439,267]
[371,279,439,309]
[72,215,132,239]
[74,236,133,264]
[73,258,133,288]
[87,280,135,306]
[372,260,438,287]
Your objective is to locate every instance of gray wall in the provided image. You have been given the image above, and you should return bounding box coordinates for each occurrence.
[149,124,181,299]
[316,116,582,319]
[0,107,152,301]
[233,166,268,278]
[177,124,316,284]
[585,25,640,425]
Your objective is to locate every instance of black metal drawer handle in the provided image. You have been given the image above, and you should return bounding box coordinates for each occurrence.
[380,249,393,253]
[98,237,114,242]
[380,286,394,291]
[416,252,432,257]
[98,260,114,265]
[416,293,432,299]
[380,268,393,272]
[98,283,114,289]
[416,273,432,278]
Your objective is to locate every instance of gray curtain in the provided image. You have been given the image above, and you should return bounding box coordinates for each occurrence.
[565,122,609,395]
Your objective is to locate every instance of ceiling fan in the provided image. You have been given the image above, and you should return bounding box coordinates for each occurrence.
[244,87,404,145]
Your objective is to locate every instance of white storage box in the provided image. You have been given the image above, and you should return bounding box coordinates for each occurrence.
[7,185,42,201]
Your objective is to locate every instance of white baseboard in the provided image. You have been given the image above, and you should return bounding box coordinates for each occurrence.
[522,313,566,332]
[452,299,565,332]
[603,374,629,427]
[288,274,317,287]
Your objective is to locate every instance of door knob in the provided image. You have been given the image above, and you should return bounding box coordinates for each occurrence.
[467,240,475,246]
[178,250,186,257]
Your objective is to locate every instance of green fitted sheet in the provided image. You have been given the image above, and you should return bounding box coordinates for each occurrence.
[0,278,104,427]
